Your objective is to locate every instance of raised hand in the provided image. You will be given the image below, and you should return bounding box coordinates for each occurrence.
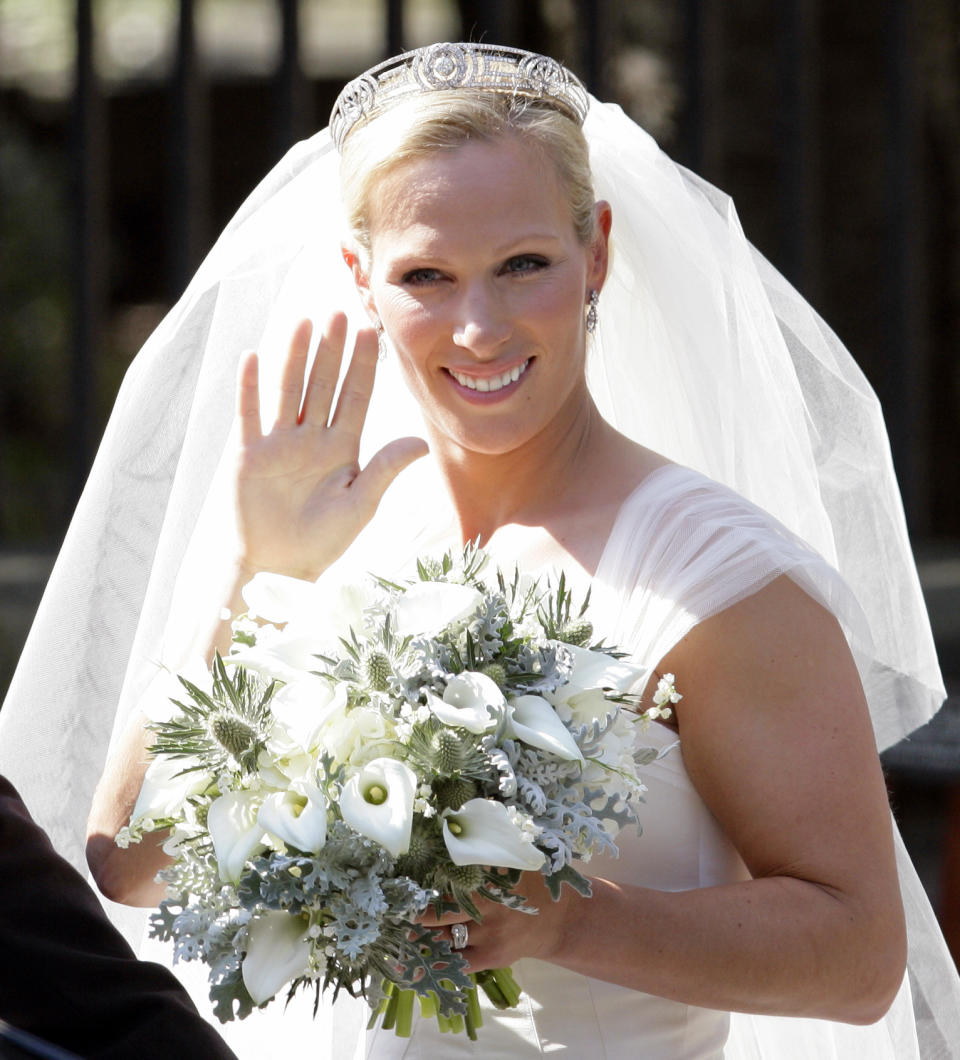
[235,314,428,581]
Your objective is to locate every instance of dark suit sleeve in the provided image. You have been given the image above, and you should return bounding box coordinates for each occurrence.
[0,775,238,1060]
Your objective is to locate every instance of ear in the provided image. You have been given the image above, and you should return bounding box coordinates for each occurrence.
[586,200,612,293]
[341,241,379,324]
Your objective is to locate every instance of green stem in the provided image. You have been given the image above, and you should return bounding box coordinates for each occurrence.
[474,966,521,1009]
[492,966,522,1007]
[368,980,394,1030]
[394,988,415,1038]
[465,983,483,1040]
[380,985,400,1031]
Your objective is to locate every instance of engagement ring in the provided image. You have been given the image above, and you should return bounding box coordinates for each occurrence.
[451,923,469,950]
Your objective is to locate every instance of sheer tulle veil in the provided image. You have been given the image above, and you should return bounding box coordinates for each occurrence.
[0,46,957,1057]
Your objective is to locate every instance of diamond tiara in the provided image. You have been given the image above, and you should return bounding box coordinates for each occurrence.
[329,42,590,151]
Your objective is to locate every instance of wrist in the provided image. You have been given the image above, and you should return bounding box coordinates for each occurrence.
[236,554,325,584]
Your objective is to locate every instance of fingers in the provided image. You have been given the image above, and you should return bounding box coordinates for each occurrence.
[301,314,348,428]
[274,319,314,428]
[329,327,379,436]
[237,351,262,447]
[419,909,471,929]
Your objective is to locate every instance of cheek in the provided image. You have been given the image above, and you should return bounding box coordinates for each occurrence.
[376,294,444,394]
[376,288,435,346]
[523,266,586,324]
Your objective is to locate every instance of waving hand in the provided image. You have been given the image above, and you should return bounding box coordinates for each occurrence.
[235,315,428,581]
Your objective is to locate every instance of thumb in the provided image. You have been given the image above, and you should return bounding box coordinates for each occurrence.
[356,436,429,516]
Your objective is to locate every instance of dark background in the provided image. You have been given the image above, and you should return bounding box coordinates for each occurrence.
[1,0,958,959]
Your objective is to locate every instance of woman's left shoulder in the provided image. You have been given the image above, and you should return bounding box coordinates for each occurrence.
[604,463,840,603]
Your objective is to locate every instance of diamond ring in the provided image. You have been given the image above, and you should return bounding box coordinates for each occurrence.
[451,923,469,950]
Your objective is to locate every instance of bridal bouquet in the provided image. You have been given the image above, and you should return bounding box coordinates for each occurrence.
[120,545,677,1038]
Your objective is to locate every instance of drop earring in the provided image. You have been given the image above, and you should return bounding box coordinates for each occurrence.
[375,321,386,361]
[585,290,599,334]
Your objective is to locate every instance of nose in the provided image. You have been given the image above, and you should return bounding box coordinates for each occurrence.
[451,284,511,357]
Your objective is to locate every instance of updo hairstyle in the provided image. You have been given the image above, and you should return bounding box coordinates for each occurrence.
[338,90,597,261]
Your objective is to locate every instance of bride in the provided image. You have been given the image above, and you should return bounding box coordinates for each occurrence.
[3,42,958,1058]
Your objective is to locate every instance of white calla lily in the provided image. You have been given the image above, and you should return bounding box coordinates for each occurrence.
[132,753,208,822]
[561,643,645,696]
[242,910,312,1004]
[227,628,324,684]
[236,569,383,679]
[241,572,319,624]
[207,790,267,882]
[141,659,211,724]
[552,686,614,728]
[441,798,545,871]
[428,671,505,734]
[258,779,328,853]
[547,644,646,725]
[339,757,417,857]
[507,695,584,762]
[392,582,483,638]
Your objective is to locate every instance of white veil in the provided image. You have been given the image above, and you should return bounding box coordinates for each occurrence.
[0,80,957,1056]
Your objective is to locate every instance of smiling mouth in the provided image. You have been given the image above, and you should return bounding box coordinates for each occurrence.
[448,359,531,393]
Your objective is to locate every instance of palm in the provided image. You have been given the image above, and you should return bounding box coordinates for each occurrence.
[235,316,427,580]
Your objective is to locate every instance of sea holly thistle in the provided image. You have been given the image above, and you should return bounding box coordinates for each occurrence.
[149,653,276,776]
[415,540,488,587]
[535,571,595,647]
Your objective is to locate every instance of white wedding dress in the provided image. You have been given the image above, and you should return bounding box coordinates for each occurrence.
[160,462,931,1059]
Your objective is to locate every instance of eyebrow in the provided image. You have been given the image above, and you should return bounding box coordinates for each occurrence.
[382,232,566,264]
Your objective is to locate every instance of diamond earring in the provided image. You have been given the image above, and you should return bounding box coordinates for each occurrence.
[375,321,386,361]
[585,290,599,334]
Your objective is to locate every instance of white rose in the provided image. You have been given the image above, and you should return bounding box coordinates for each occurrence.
[320,706,396,768]
[261,677,349,783]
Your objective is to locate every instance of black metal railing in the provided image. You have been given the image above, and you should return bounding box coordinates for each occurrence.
[65,0,934,534]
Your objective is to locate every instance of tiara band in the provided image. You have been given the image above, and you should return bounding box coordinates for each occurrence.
[330,42,590,151]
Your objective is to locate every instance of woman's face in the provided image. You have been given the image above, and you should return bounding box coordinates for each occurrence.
[351,135,609,460]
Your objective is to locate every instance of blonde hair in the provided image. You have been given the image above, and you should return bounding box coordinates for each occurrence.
[339,91,597,258]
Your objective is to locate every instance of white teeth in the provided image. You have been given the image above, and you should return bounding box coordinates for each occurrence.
[450,359,529,393]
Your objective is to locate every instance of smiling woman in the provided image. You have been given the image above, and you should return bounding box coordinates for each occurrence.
[343,132,611,482]
[1,40,957,1060]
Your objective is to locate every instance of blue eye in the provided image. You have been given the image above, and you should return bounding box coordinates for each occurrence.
[502,255,548,275]
[402,268,444,285]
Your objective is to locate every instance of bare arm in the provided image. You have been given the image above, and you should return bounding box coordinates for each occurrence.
[86,316,427,904]
[424,576,905,1024]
